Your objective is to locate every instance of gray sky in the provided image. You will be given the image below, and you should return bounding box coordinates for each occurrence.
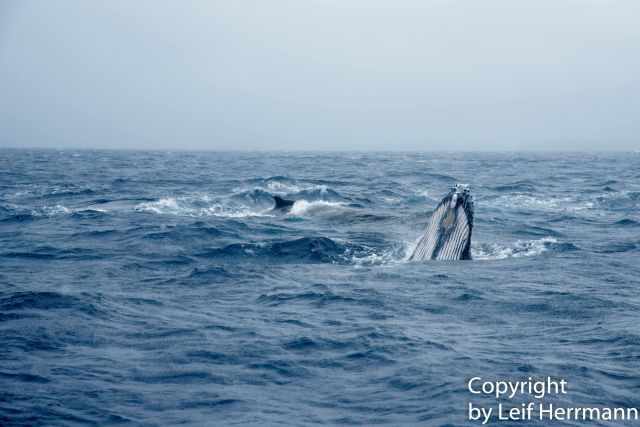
[1,0,639,151]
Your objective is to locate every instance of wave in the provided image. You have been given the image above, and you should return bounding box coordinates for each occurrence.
[199,237,352,264]
[0,212,35,223]
[484,189,640,215]
[85,198,155,212]
[348,244,406,266]
[487,194,594,212]
[613,218,640,227]
[7,191,304,219]
[3,185,90,200]
[40,204,72,215]
[143,223,227,242]
[70,209,109,219]
[242,176,335,196]
[135,196,273,218]
[472,237,577,260]
[594,191,640,210]
[595,179,619,186]
[230,189,280,207]
[296,187,344,202]
[135,193,350,218]
[400,236,574,263]
[42,188,97,199]
[2,246,101,261]
[491,180,538,192]
[194,236,448,267]
[593,241,639,254]
[406,188,438,205]
[198,236,406,266]
[288,200,347,216]
[0,291,101,316]
[512,225,563,238]
[45,205,110,217]
[0,202,113,220]
[419,172,457,183]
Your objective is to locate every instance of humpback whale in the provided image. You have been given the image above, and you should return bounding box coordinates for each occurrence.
[409,184,474,261]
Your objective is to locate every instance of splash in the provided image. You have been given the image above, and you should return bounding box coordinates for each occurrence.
[342,242,406,267]
[134,196,273,218]
[288,200,346,216]
[266,181,304,194]
[238,177,331,196]
[135,197,179,214]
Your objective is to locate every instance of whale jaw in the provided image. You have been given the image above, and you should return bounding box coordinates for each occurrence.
[409,184,474,261]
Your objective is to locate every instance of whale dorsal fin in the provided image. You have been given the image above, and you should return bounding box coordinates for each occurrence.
[273,196,295,210]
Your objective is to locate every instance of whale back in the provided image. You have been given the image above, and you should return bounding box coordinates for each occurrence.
[409,185,473,261]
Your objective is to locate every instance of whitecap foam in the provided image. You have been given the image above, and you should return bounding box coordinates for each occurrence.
[134,196,273,218]
[416,189,431,198]
[341,243,405,267]
[135,197,180,214]
[266,181,303,194]
[382,196,401,203]
[234,181,330,196]
[21,204,110,217]
[350,251,397,267]
[593,190,640,208]
[40,204,71,215]
[472,237,558,260]
[489,194,593,212]
[397,235,561,263]
[288,200,346,216]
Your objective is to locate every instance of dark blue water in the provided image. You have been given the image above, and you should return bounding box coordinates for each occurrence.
[1,150,639,426]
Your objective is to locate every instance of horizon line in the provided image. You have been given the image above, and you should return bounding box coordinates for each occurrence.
[1,146,638,154]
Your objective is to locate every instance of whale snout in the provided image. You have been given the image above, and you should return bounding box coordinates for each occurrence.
[450,193,459,207]
[450,184,471,208]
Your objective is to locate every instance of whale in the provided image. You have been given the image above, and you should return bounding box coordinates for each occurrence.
[409,184,474,261]
[272,196,295,212]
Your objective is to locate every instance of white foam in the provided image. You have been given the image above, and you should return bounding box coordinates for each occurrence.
[41,204,71,215]
[134,196,273,218]
[593,190,640,207]
[382,196,401,203]
[288,200,346,216]
[403,238,419,262]
[234,181,330,196]
[136,197,179,214]
[472,237,557,260]
[22,204,111,217]
[266,181,303,194]
[344,244,405,267]
[350,251,398,267]
[489,194,593,212]
[343,235,560,266]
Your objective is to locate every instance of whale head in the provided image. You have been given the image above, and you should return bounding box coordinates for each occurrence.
[410,184,474,261]
[448,184,473,219]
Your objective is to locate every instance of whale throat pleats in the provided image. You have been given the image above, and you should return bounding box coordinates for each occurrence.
[409,186,473,261]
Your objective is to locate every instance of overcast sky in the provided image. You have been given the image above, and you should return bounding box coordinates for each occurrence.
[1,0,639,151]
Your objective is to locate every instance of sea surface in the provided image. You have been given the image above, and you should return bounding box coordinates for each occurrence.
[1,150,639,426]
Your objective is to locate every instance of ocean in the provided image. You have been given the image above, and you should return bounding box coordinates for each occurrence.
[1,149,639,426]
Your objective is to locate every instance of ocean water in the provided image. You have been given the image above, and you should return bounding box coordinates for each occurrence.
[1,149,639,426]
